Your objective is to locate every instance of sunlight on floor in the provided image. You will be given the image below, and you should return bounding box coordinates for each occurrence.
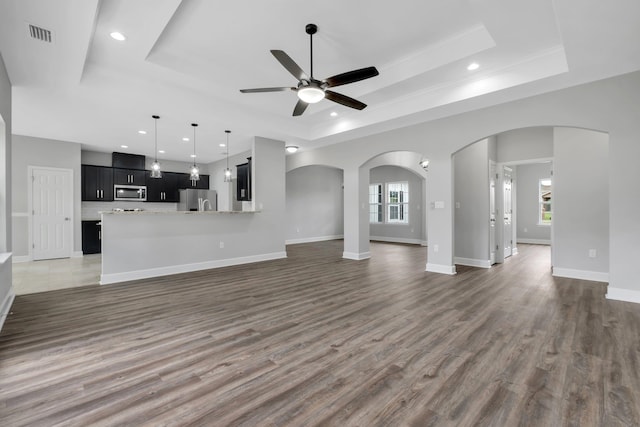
[12,255,101,295]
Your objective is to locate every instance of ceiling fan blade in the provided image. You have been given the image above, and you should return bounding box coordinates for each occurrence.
[325,90,367,110]
[324,66,379,88]
[271,50,309,81]
[292,99,309,116]
[240,87,294,93]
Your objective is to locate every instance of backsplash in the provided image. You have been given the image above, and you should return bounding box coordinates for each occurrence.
[82,201,177,220]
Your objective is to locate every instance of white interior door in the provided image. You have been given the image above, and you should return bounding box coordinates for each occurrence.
[503,166,513,259]
[489,161,497,265]
[32,167,73,260]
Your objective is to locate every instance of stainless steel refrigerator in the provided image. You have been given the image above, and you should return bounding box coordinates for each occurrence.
[178,189,217,211]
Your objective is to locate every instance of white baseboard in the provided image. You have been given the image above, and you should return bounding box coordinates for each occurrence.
[0,288,16,333]
[101,251,287,285]
[12,255,31,263]
[286,235,343,245]
[426,263,457,275]
[607,287,640,304]
[517,238,551,245]
[72,251,83,258]
[454,257,491,268]
[342,251,371,261]
[512,247,519,255]
[370,236,426,246]
[553,267,609,283]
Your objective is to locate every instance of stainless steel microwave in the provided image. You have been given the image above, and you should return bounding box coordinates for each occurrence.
[114,184,147,201]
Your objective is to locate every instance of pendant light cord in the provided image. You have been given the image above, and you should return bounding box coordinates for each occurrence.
[192,123,197,167]
[153,115,159,163]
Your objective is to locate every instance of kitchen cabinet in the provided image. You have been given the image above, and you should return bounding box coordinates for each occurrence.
[177,173,210,190]
[146,171,180,202]
[82,165,113,201]
[113,168,146,186]
[236,157,252,201]
[112,152,145,170]
[82,220,101,254]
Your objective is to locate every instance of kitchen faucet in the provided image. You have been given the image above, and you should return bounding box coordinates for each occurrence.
[198,198,212,211]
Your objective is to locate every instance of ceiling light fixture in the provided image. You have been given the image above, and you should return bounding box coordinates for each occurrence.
[224,130,232,182]
[138,130,147,135]
[120,145,128,148]
[150,115,162,178]
[285,145,299,153]
[467,62,479,71]
[189,123,200,181]
[297,83,325,104]
[330,112,338,117]
[219,143,226,147]
[110,31,126,41]
[158,150,165,154]
[182,137,189,142]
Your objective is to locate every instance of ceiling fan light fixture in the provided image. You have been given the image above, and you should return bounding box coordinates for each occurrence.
[297,86,325,104]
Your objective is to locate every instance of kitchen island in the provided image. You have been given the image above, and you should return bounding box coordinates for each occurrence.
[100,210,286,284]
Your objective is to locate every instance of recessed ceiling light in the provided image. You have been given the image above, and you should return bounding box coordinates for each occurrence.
[190,154,196,158]
[182,137,189,142]
[138,130,147,135]
[110,32,126,41]
[158,150,165,154]
[219,143,226,147]
[330,112,338,117]
[120,145,128,149]
[285,145,299,153]
[467,62,479,71]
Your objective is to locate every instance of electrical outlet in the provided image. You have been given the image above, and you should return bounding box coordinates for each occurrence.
[524,227,528,233]
[455,202,460,209]
[433,244,439,253]
[220,241,224,249]
[589,249,596,258]
[296,227,300,233]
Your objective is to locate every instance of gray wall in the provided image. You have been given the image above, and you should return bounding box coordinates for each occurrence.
[285,165,344,244]
[454,138,490,264]
[369,165,424,244]
[516,163,552,243]
[0,52,13,329]
[12,135,82,257]
[497,127,553,163]
[553,127,609,275]
[208,149,252,212]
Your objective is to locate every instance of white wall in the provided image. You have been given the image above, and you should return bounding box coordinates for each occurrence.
[497,127,554,163]
[454,139,490,266]
[11,135,82,258]
[516,163,552,244]
[553,127,609,280]
[0,52,13,331]
[208,150,252,211]
[286,71,640,301]
[81,150,209,174]
[369,165,425,245]
[285,165,343,244]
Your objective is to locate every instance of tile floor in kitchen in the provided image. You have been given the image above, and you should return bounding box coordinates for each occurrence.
[12,255,101,295]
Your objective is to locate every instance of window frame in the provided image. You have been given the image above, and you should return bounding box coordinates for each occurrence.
[538,178,552,226]
[369,181,410,225]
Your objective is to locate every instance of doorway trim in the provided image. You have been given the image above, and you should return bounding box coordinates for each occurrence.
[27,166,76,261]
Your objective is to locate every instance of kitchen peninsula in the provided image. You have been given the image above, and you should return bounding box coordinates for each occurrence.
[100,137,286,285]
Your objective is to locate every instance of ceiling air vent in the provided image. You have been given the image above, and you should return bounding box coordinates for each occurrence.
[28,24,53,43]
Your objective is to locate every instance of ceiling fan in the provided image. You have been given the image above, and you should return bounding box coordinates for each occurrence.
[240,24,379,116]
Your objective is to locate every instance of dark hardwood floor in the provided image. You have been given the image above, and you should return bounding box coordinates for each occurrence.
[1,242,638,426]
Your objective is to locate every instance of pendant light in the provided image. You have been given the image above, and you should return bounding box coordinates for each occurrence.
[189,123,200,181]
[150,115,162,178]
[223,130,232,182]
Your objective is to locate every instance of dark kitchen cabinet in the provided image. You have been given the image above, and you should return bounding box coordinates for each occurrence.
[112,152,145,170]
[82,165,113,201]
[113,168,146,186]
[177,173,210,190]
[236,157,252,201]
[146,171,180,202]
[82,220,101,254]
